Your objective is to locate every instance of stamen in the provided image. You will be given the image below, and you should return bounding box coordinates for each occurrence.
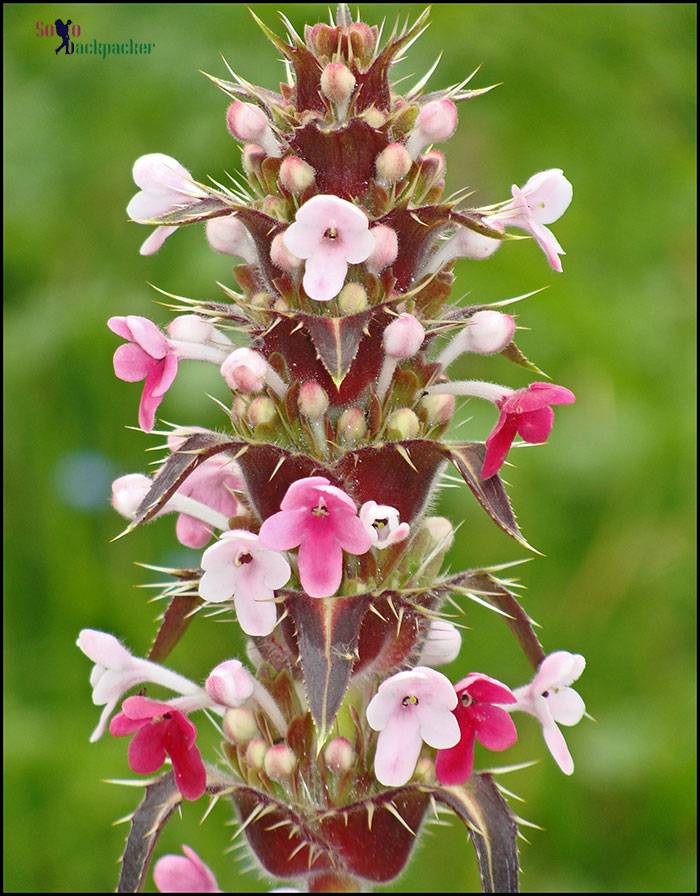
[235,552,253,566]
[402,694,419,706]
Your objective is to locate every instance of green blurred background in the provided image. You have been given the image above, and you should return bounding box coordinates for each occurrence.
[4,3,696,892]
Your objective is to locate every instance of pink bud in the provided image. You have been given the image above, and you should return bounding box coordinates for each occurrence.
[167,315,215,344]
[206,216,255,262]
[416,99,458,142]
[223,706,258,743]
[323,737,355,772]
[465,310,516,355]
[279,156,316,194]
[111,474,151,519]
[245,737,267,769]
[263,743,297,780]
[386,407,420,441]
[421,149,446,180]
[242,143,266,174]
[247,395,277,427]
[205,660,255,708]
[366,225,398,274]
[419,392,456,426]
[320,62,356,106]
[270,232,302,274]
[230,395,250,421]
[220,348,267,393]
[382,313,425,359]
[337,407,368,445]
[297,381,329,419]
[226,101,269,143]
[376,143,412,184]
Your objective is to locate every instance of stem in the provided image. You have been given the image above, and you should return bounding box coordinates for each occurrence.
[264,365,288,399]
[251,680,288,737]
[424,379,514,404]
[309,417,328,458]
[376,355,398,402]
[136,660,203,697]
[170,339,230,364]
[166,494,230,532]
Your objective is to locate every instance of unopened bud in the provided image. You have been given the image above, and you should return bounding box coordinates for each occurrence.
[413,756,435,783]
[206,216,256,263]
[250,292,273,310]
[220,348,267,393]
[366,225,398,274]
[420,149,446,181]
[270,232,302,274]
[320,63,356,107]
[415,516,455,557]
[323,737,355,773]
[297,381,329,419]
[382,313,425,359]
[264,743,297,780]
[279,156,316,194]
[245,737,267,769]
[418,619,462,667]
[338,282,368,314]
[231,394,250,421]
[376,143,412,184]
[223,706,258,743]
[419,392,456,426]
[226,102,281,159]
[362,107,386,129]
[406,99,458,159]
[305,22,337,58]
[273,297,290,312]
[386,407,420,441]
[167,314,214,344]
[347,21,378,64]
[111,474,151,519]
[261,195,287,220]
[337,407,367,445]
[242,143,266,175]
[205,659,255,708]
[247,395,277,427]
[465,310,516,355]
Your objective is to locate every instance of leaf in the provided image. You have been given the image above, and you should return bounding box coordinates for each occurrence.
[353,589,437,676]
[118,769,232,893]
[132,432,242,528]
[431,774,520,893]
[147,593,202,663]
[228,207,284,293]
[300,309,372,387]
[284,591,372,739]
[142,197,232,227]
[447,443,534,551]
[378,205,453,291]
[443,570,545,669]
[501,341,549,378]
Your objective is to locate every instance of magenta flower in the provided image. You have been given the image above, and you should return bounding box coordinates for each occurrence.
[435,674,517,785]
[198,530,291,636]
[282,195,375,302]
[108,315,178,432]
[258,476,372,598]
[154,845,220,893]
[483,381,576,479]
[510,651,586,775]
[366,667,460,786]
[110,696,206,801]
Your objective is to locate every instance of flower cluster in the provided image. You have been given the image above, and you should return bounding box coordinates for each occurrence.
[82,6,587,893]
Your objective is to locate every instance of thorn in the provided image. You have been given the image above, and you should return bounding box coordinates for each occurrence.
[366,801,375,831]
[384,801,416,836]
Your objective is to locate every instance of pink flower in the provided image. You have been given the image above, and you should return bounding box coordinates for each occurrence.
[110,696,207,801]
[283,195,375,302]
[483,381,576,479]
[108,316,178,432]
[359,501,410,548]
[126,154,207,256]
[366,667,460,786]
[154,846,220,893]
[199,530,291,636]
[435,674,517,785]
[173,455,242,549]
[258,476,372,598]
[491,169,573,272]
[510,651,586,775]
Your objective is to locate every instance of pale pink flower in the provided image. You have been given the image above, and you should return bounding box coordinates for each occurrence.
[199,530,291,636]
[108,316,178,432]
[510,651,586,775]
[220,347,288,398]
[283,195,375,302]
[383,313,426,359]
[205,659,255,708]
[258,476,372,598]
[126,153,207,256]
[110,696,206,800]
[111,473,152,519]
[418,619,463,667]
[491,169,573,272]
[359,501,410,548]
[435,674,517,785]
[154,846,220,893]
[425,221,505,276]
[366,666,460,786]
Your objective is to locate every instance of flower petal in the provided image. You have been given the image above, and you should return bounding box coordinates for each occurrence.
[418,705,460,750]
[298,533,343,598]
[113,343,152,383]
[547,687,585,727]
[543,722,574,775]
[259,508,307,551]
[303,250,348,302]
[234,586,278,637]
[154,847,220,893]
[332,511,374,555]
[436,725,476,785]
[473,705,518,751]
[516,406,554,444]
[482,411,519,479]
[140,226,179,256]
[128,724,167,774]
[373,712,423,786]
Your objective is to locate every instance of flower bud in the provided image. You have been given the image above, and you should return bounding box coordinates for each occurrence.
[205,659,255,708]
[305,22,337,58]
[231,394,250,421]
[465,310,516,355]
[386,407,420,441]
[323,737,355,773]
[206,216,255,262]
[338,282,368,314]
[382,313,425,359]
[347,22,378,64]
[220,348,268,393]
[270,232,302,274]
[413,756,435,783]
[226,101,268,143]
[420,149,446,181]
[375,143,412,184]
[362,107,387,129]
[273,297,290,312]
[366,225,398,274]
[279,156,316,194]
[223,706,258,743]
[167,314,215,344]
[111,474,151,519]
[418,619,462,667]
[415,516,455,556]
[320,62,356,107]
[297,381,329,419]
[247,395,277,427]
[264,743,297,780]
[245,737,267,769]
[337,407,367,445]
[419,392,456,426]
[250,291,272,310]
[261,195,287,220]
[406,99,458,159]
[242,143,265,175]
